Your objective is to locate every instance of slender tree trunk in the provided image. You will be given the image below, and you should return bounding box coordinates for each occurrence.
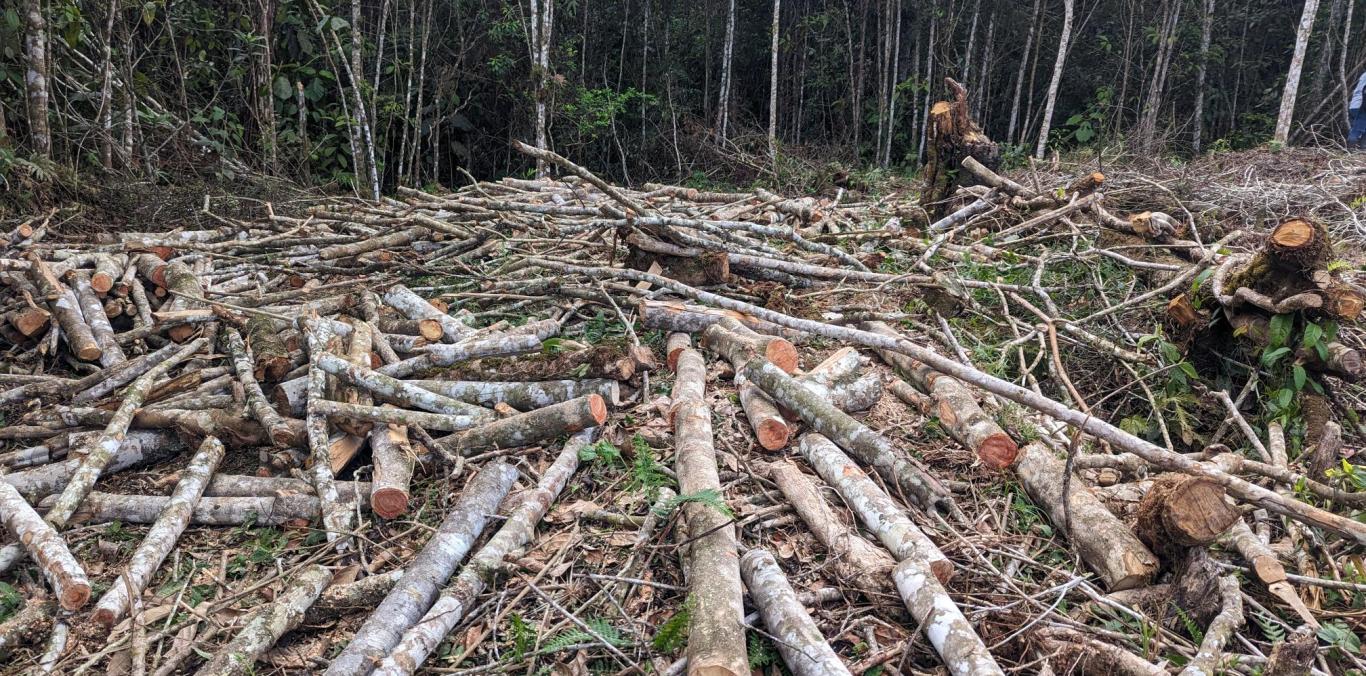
[1034,0,1074,159]
[257,0,278,173]
[853,1,868,154]
[97,4,117,170]
[1115,0,1136,134]
[1193,0,1215,153]
[769,0,781,160]
[1007,0,1041,145]
[23,0,50,159]
[1340,0,1357,127]
[532,0,554,176]
[875,0,890,163]
[1311,0,1344,108]
[1135,0,1182,152]
[961,0,981,82]
[396,0,417,184]
[975,10,996,123]
[716,0,737,140]
[1276,0,1323,145]
[918,4,936,163]
[883,0,902,167]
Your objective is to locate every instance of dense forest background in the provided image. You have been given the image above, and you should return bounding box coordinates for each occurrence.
[0,0,1361,196]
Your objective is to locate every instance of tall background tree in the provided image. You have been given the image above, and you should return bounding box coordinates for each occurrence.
[0,0,1360,192]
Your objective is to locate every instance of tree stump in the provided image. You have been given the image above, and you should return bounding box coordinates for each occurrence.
[1135,473,1239,564]
[922,78,1000,219]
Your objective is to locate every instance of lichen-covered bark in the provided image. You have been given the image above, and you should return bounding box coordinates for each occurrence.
[638,298,806,341]
[383,284,472,342]
[316,352,491,418]
[311,399,490,432]
[43,337,206,532]
[739,549,853,676]
[372,429,593,675]
[304,320,352,548]
[245,314,291,381]
[672,346,748,676]
[769,461,894,601]
[1,431,179,501]
[67,338,194,404]
[54,491,366,526]
[1178,575,1243,676]
[700,322,798,373]
[305,569,403,623]
[0,480,90,610]
[202,475,368,499]
[797,433,951,581]
[222,327,294,446]
[736,376,789,450]
[92,436,225,626]
[892,558,1004,676]
[198,564,332,676]
[67,270,126,367]
[1012,442,1158,590]
[26,254,101,362]
[746,358,954,514]
[434,394,608,455]
[409,378,619,410]
[0,597,53,656]
[325,462,518,676]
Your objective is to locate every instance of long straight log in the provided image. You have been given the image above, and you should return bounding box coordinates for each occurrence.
[0,481,90,610]
[1,431,180,501]
[198,564,332,676]
[310,399,490,432]
[671,345,748,676]
[408,378,619,410]
[737,375,790,450]
[1012,442,1158,590]
[526,261,1366,545]
[637,299,805,342]
[222,327,294,446]
[433,394,608,455]
[304,320,352,547]
[744,358,953,514]
[373,430,594,675]
[315,351,492,418]
[305,569,404,623]
[198,475,369,499]
[739,549,852,676]
[92,436,225,626]
[797,433,951,581]
[324,462,518,676]
[700,318,798,373]
[46,491,367,526]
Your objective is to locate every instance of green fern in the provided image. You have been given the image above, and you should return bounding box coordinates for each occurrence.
[508,613,537,658]
[1171,603,1204,644]
[652,597,694,654]
[747,634,779,669]
[653,489,734,519]
[543,618,627,652]
[627,435,674,499]
[579,440,623,465]
[1252,611,1285,644]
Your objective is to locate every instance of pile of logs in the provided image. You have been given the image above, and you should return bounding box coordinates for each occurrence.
[0,138,1361,674]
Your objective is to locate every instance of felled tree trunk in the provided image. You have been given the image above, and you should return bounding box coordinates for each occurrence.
[245,315,290,381]
[671,345,748,676]
[304,569,403,623]
[52,491,366,526]
[625,232,732,286]
[0,480,90,610]
[743,358,954,514]
[637,298,806,342]
[303,320,352,549]
[865,322,1017,468]
[434,394,608,455]
[222,327,294,447]
[92,436,224,626]
[769,460,895,601]
[198,564,332,676]
[737,375,790,450]
[1211,217,1365,322]
[921,78,1001,218]
[310,399,492,433]
[1178,575,1243,676]
[408,378,619,411]
[316,352,492,418]
[66,269,126,366]
[325,462,518,676]
[739,549,853,676]
[372,430,593,675]
[1012,443,1158,590]
[383,284,472,342]
[369,413,415,519]
[1,431,180,503]
[700,317,799,373]
[1135,473,1240,564]
[25,253,102,362]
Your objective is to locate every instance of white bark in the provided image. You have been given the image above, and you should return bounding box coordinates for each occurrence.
[1276,0,1323,145]
[716,0,737,139]
[199,564,332,676]
[769,0,781,159]
[1193,0,1216,152]
[1033,0,1074,159]
[0,481,89,610]
[739,549,852,676]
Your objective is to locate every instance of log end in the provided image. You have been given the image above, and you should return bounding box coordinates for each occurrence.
[60,583,91,612]
[76,344,104,362]
[928,559,955,585]
[371,488,410,520]
[92,606,116,627]
[754,418,791,451]
[418,318,445,341]
[90,272,114,294]
[763,340,799,374]
[586,393,609,425]
[977,433,1019,469]
[167,324,196,343]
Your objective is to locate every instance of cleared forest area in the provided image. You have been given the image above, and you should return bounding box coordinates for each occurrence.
[4,0,1366,674]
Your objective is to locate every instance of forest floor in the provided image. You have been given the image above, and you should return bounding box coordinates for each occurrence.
[1,144,1366,675]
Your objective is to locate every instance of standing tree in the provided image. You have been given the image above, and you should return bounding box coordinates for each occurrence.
[769,0,780,160]
[1275,0,1322,146]
[1034,0,1074,159]
[530,0,555,176]
[716,0,737,140]
[1193,0,1215,153]
[1007,0,1042,145]
[23,0,50,159]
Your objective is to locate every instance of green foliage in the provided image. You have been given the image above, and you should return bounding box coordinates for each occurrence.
[0,581,21,623]
[747,634,780,669]
[541,617,627,653]
[652,597,694,654]
[579,439,623,465]
[626,434,674,500]
[653,489,733,519]
[1318,620,1362,656]
[560,87,657,138]
[1252,611,1285,643]
[508,613,537,658]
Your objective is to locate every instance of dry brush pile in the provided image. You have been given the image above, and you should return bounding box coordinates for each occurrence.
[0,139,1365,675]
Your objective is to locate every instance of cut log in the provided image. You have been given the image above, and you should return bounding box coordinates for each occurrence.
[160,261,208,343]
[310,399,493,432]
[1033,626,1166,676]
[304,569,404,623]
[337,320,377,436]
[1268,217,1327,270]
[90,254,125,294]
[303,320,352,549]
[0,481,90,610]
[245,314,291,381]
[738,549,853,676]
[222,327,294,447]
[325,462,518,676]
[665,332,691,371]
[1012,442,1158,590]
[383,284,472,342]
[198,564,332,676]
[797,433,952,581]
[1,431,180,503]
[375,317,445,341]
[864,322,1017,468]
[5,306,50,338]
[25,253,101,362]
[769,460,895,601]
[1135,473,1240,562]
[407,378,620,410]
[744,358,954,514]
[372,430,594,675]
[737,375,790,450]
[671,345,748,676]
[369,412,415,519]
[48,491,369,526]
[315,351,492,418]
[637,298,806,342]
[434,394,609,455]
[92,436,225,626]
[891,555,1003,675]
[197,475,369,499]
[700,318,798,373]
